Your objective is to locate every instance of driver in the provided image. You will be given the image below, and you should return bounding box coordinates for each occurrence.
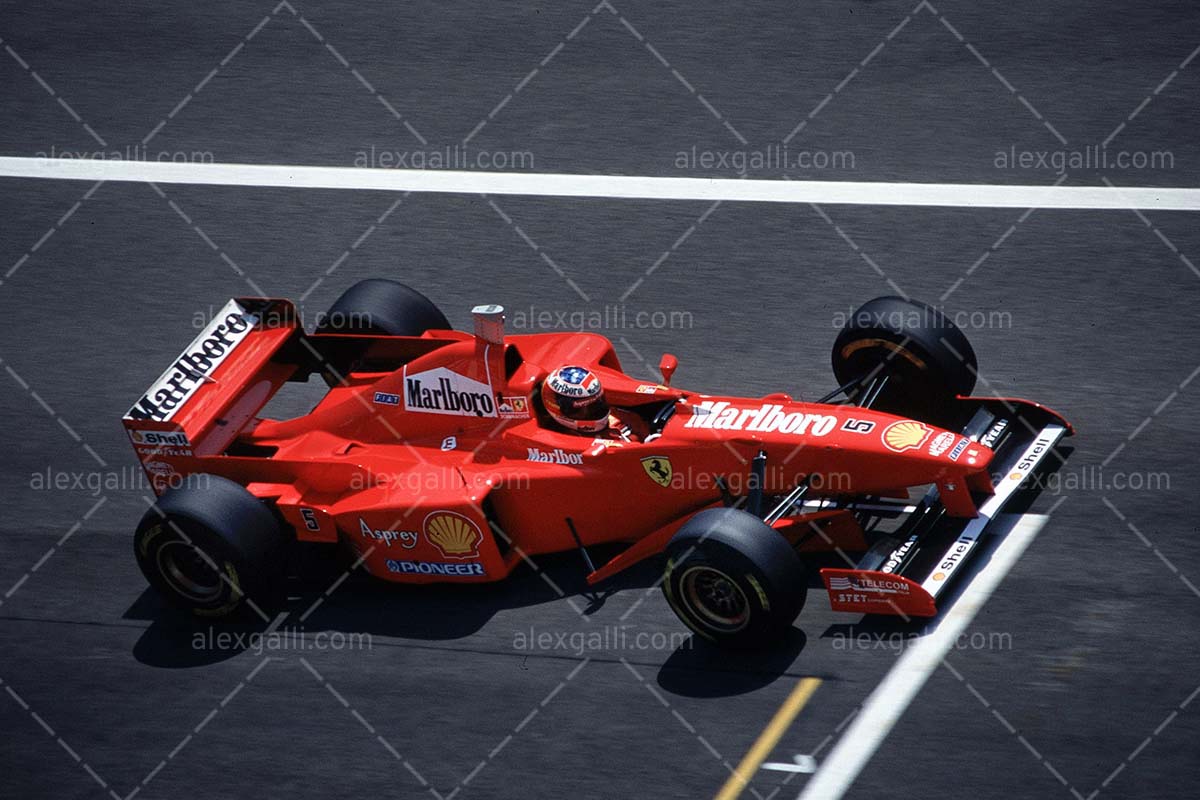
[540,365,646,442]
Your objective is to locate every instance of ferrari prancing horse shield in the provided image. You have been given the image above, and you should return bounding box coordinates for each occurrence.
[640,456,673,487]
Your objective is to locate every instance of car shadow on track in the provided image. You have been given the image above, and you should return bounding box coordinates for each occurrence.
[127,543,816,694]
[655,628,809,698]
[127,545,666,668]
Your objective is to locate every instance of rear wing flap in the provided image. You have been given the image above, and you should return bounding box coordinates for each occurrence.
[122,298,303,460]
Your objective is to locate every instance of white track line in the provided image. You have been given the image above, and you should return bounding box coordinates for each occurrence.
[798,512,1048,800]
[2,157,1199,210]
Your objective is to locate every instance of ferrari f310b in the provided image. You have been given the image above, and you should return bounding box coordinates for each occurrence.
[126,279,1070,647]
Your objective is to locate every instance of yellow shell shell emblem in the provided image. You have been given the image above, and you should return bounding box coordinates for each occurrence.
[424,512,482,559]
[881,420,932,452]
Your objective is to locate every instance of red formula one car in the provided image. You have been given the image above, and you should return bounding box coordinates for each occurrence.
[126,279,1070,647]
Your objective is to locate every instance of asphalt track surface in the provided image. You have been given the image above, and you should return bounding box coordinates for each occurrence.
[2,2,1199,798]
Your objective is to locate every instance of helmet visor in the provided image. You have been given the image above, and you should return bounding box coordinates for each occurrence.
[558,391,609,422]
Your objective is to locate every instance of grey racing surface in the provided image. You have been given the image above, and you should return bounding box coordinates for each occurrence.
[2,2,1199,799]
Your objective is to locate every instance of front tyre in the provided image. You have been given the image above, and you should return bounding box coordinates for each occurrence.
[663,508,807,649]
[831,295,977,422]
[316,278,449,336]
[134,475,287,617]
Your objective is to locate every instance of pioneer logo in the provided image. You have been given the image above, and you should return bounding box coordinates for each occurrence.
[684,401,837,436]
[125,299,258,422]
[404,367,496,417]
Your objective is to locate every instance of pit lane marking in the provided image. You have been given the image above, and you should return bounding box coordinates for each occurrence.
[715,677,822,800]
[3,157,1200,210]
[798,513,1049,800]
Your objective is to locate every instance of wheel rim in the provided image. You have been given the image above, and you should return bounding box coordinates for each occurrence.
[680,566,750,633]
[156,540,223,603]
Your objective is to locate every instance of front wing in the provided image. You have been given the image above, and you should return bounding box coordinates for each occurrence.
[819,401,1069,618]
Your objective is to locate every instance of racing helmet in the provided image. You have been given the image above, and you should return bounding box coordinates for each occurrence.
[541,365,609,434]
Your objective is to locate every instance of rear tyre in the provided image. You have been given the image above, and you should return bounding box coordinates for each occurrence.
[832,295,977,421]
[134,475,287,617]
[663,508,807,649]
[316,278,450,336]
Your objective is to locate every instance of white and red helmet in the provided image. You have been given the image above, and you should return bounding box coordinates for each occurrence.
[541,365,609,434]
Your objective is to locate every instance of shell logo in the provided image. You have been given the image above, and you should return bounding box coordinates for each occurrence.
[881,420,933,452]
[424,511,483,559]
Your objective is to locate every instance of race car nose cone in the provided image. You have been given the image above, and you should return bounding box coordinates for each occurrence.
[472,304,506,344]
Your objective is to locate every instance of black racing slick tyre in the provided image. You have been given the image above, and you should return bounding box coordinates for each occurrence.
[832,295,977,421]
[316,278,450,336]
[662,508,807,649]
[133,475,287,617]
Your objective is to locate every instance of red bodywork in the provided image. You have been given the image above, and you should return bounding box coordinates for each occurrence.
[123,298,1050,614]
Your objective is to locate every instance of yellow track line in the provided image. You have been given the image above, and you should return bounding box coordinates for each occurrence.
[715,677,822,800]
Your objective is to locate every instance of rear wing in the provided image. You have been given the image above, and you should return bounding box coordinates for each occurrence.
[123,298,302,462]
[820,399,1070,618]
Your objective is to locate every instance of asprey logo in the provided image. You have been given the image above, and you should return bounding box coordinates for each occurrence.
[358,518,418,549]
[126,299,258,422]
[684,401,837,436]
[403,367,496,417]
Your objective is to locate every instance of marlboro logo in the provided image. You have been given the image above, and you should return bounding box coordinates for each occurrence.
[125,299,257,422]
[526,447,584,465]
[683,401,837,437]
[404,367,496,417]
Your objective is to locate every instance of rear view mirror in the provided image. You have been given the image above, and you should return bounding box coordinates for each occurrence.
[659,353,678,386]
